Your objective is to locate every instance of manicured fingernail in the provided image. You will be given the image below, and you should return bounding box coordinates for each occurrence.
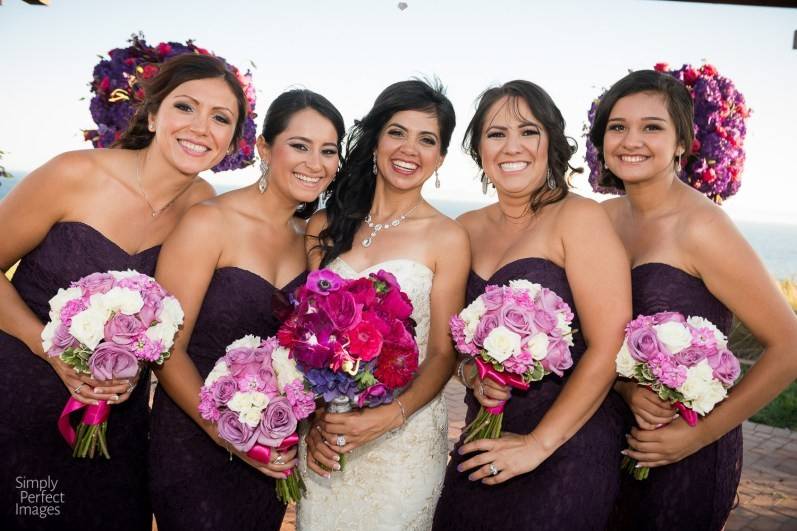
[458,447,464,455]
[672,413,680,419]
[655,423,663,428]
[456,464,463,472]
[94,388,102,393]
[620,450,628,456]
[468,474,477,482]
[334,454,340,461]
[634,464,641,469]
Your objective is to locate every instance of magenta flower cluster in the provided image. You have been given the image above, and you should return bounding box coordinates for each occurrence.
[585,62,750,203]
[84,32,257,172]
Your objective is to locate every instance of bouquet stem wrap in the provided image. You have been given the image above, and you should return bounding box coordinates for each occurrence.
[463,358,530,444]
[245,433,305,504]
[58,397,111,458]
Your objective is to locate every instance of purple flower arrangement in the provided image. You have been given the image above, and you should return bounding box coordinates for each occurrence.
[41,269,184,458]
[198,335,315,503]
[83,32,257,172]
[585,62,750,203]
[615,311,741,479]
[450,279,575,443]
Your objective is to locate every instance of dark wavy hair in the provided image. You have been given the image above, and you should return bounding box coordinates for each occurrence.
[464,80,581,214]
[260,89,345,219]
[589,70,694,191]
[116,54,248,150]
[317,78,456,266]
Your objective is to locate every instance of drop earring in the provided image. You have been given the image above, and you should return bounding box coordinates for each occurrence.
[258,159,269,194]
[434,170,441,189]
[546,167,556,191]
[481,172,490,195]
[372,153,378,176]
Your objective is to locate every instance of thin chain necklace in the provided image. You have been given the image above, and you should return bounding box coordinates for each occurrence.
[361,201,422,248]
[135,152,194,217]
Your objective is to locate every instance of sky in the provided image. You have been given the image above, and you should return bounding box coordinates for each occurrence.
[1,0,795,223]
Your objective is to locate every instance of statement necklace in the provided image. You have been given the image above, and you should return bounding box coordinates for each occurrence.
[361,202,422,248]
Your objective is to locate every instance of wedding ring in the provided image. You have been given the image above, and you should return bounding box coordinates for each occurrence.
[336,434,346,448]
[478,383,485,397]
[110,394,120,402]
[73,383,85,395]
[274,453,285,465]
[488,463,499,476]
[126,382,135,394]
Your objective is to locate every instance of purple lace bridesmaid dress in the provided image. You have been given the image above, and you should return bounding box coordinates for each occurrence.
[0,222,159,530]
[433,258,626,531]
[608,263,742,531]
[148,267,305,531]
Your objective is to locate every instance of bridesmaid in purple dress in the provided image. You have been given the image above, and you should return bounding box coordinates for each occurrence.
[0,55,248,530]
[148,89,344,531]
[593,70,797,531]
[433,80,631,530]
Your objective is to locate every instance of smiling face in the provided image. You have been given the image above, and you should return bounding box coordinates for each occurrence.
[478,96,549,196]
[374,110,443,191]
[149,77,239,174]
[603,91,684,186]
[258,107,339,204]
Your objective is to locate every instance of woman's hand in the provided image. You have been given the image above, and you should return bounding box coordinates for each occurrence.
[622,417,710,468]
[211,430,298,480]
[467,361,512,409]
[306,418,341,478]
[616,381,677,430]
[47,356,138,406]
[315,402,403,455]
[456,431,551,485]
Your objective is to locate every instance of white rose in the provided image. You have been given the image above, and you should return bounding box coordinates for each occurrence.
[677,360,714,402]
[483,326,521,363]
[615,341,636,378]
[109,269,139,280]
[689,379,727,415]
[508,279,541,298]
[145,322,178,351]
[527,332,550,361]
[41,320,58,353]
[271,346,303,393]
[555,313,574,345]
[228,391,268,413]
[225,334,263,352]
[68,306,107,350]
[158,297,184,329]
[460,298,486,343]
[239,407,264,428]
[48,287,82,320]
[653,321,692,354]
[205,360,230,387]
[686,316,727,348]
[98,287,144,316]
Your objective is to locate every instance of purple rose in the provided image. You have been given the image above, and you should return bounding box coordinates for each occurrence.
[226,347,258,369]
[708,348,740,386]
[480,286,505,311]
[217,410,258,452]
[257,397,297,446]
[318,290,362,330]
[500,304,535,338]
[77,272,115,296]
[473,313,500,348]
[138,291,163,327]
[307,269,343,295]
[627,327,664,362]
[89,341,139,381]
[540,338,573,377]
[652,311,686,325]
[674,345,710,367]
[51,323,78,356]
[211,376,238,406]
[533,308,558,334]
[104,313,145,345]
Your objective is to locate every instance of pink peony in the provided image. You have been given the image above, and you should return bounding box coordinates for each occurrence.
[318,290,361,331]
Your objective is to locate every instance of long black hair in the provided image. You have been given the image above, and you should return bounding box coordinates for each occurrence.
[464,80,581,214]
[260,89,345,219]
[317,78,455,265]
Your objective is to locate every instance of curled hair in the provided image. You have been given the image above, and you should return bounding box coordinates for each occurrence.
[464,80,581,214]
[589,70,694,191]
[116,54,248,150]
[260,89,345,219]
[318,78,456,266]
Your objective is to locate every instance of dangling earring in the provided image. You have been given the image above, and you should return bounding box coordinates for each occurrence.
[258,159,270,194]
[372,153,378,176]
[546,167,556,191]
[481,172,490,195]
[434,169,441,189]
[675,153,682,174]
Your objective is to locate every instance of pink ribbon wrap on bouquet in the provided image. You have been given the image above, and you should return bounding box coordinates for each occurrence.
[57,397,110,447]
[246,432,300,476]
[474,358,530,414]
[674,401,698,427]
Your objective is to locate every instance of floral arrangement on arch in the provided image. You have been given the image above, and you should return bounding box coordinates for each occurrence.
[584,62,750,203]
[83,33,257,172]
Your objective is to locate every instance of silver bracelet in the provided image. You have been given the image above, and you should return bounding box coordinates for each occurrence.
[457,358,475,389]
[395,397,407,425]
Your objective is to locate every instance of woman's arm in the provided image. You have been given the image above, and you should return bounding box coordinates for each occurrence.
[626,207,797,468]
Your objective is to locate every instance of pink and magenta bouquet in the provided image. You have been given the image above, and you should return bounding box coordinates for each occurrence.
[198,335,315,503]
[276,269,420,467]
[41,269,183,458]
[450,279,575,443]
[615,311,741,479]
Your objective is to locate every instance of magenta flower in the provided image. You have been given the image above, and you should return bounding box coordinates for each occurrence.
[318,290,361,330]
[307,269,343,295]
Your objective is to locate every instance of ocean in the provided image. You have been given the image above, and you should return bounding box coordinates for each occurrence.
[2,175,794,279]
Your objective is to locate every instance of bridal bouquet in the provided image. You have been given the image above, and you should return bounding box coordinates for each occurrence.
[41,269,183,458]
[450,280,575,443]
[615,311,741,479]
[276,269,420,468]
[198,335,315,503]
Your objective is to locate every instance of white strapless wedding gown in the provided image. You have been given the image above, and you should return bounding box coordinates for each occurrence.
[297,258,448,531]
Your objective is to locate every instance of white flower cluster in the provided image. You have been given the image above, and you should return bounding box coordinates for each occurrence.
[228,390,269,427]
[226,334,263,352]
[271,346,303,393]
[677,360,727,415]
[459,297,485,343]
[145,297,184,350]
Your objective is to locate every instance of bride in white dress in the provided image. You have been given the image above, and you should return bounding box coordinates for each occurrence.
[300,79,470,531]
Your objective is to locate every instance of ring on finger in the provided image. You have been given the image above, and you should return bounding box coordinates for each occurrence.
[126,382,135,394]
[478,383,485,396]
[274,452,285,465]
[488,463,499,476]
[336,434,346,448]
[110,394,120,402]
[73,383,86,395]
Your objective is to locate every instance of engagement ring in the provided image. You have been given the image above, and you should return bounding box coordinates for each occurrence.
[274,453,284,465]
[336,434,346,448]
[489,463,499,476]
[73,383,85,395]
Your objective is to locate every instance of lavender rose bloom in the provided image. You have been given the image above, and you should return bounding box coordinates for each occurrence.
[217,410,259,452]
[627,327,664,362]
[500,304,535,339]
[89,341,139,381]
[77,272,115,296]
[51,323,78,356]
[708,348,741,386]
[473,313,500,348]
[211,375,238,406]
[540,337,573,377]
[480,286,505,311]
[674,344,710,367]
[533,308,558,334]
[257,397,297,446]
[226,347,258,370]
[138,291,164,327]
[104,313,145,345]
